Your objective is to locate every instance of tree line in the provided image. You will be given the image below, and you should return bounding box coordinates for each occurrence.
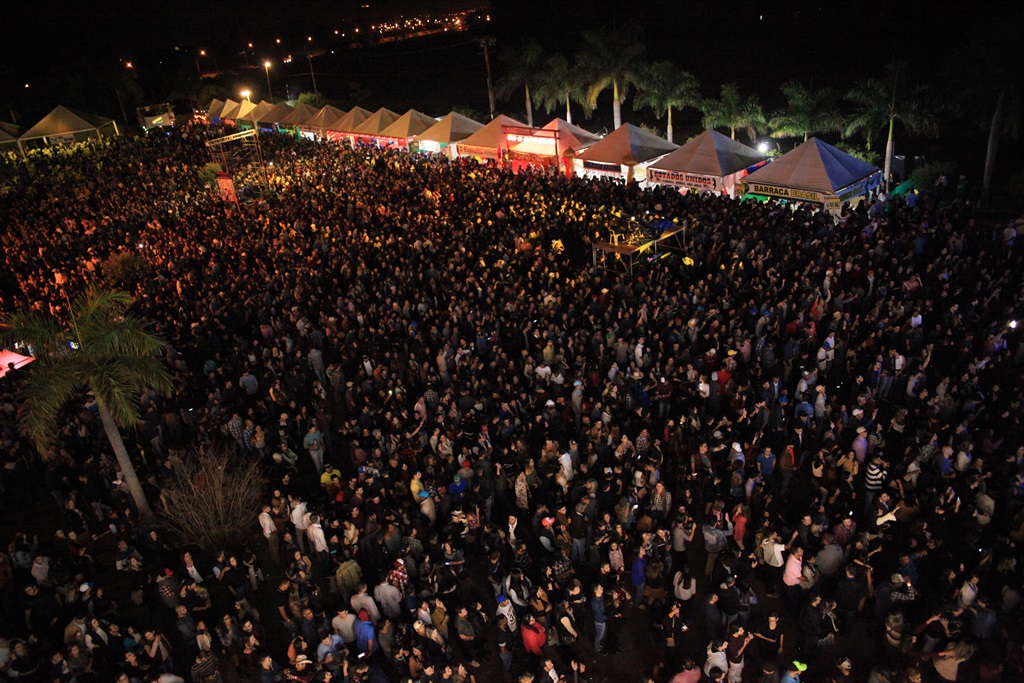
[492,18,1022,206]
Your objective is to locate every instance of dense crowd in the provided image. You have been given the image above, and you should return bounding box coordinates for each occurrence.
[1,122,1023,683]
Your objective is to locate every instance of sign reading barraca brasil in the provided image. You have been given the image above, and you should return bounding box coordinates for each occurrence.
[648,169,719,191]
[748,184,826,203]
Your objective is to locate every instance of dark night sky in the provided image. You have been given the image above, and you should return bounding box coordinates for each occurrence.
[0,0,992,141]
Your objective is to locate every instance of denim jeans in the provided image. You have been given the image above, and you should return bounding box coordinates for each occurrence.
[593,620,607,651]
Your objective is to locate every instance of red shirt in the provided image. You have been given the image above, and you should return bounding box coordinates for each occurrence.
[521,622,546,655]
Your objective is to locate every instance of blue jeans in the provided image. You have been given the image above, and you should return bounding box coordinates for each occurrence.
[593,621,607,651]
[571,537,587,565]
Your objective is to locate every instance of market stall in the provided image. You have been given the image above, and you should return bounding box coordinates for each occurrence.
[505,118,600,174]
[298,105,346,140]
[276,103,319,137]
[258,102,294,132]
[351,107,402,145]
[237,101,275,130]
[19,105,119,147]
[739,137,881,215]
[325,106,372,142]
[413,111,483,157]
[455,115,527,161]
[221,100,255,127]
[573,123,677,182]
[377,109,439,148]
[647,129,766,196]
[210,99,238,124]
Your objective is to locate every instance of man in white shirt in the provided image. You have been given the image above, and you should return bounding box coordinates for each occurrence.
[306,514,329,568]
[258,504,278,565]
[332,608,357,645]
[350,583,381,624]
[289,496,309,553]
[374,578,403,620]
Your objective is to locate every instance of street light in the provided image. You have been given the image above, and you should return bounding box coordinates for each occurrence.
[194,49,206,76]
[241,89,251,101]
[263,61,273,103]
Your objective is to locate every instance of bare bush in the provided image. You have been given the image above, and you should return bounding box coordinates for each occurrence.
[160,448,266,549]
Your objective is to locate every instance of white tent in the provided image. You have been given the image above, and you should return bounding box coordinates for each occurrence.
[456,115,527,160]
[574,123,677,181]
[19,105,118,146]
[378,109,439,146]
[414,112,484,155]
[740,137,881,214]
[647,129,765,196]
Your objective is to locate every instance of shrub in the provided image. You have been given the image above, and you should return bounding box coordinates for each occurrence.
[198,162,222,188]
[910,161,958,197]
[160,448,267,549]
[101,250,149,289]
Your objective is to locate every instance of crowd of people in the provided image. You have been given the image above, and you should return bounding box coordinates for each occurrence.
[1,121,1023,683]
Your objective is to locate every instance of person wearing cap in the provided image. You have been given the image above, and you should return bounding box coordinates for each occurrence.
[354,609,376,655]
[781,661,808,683]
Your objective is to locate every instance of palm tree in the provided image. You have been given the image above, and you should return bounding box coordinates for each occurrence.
[701,83,766,143]
[769,81,844,142]
[633,61,700,144]
[576,23,646,130]
[494,39,544,127]
[844,62,938,192]
[1,289,173,519]
[943,15,1024,207]
[533,53,592,125]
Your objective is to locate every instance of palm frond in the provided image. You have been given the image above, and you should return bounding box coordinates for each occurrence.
[17,358,82,454]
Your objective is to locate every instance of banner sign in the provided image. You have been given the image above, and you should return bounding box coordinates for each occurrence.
[747,183,827,203]
[581,160,621,174]
[648,168,720,191]
[457,145,500,160]
[216,172,239,205]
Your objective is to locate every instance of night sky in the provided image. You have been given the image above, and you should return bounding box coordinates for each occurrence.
[0,0,997,164]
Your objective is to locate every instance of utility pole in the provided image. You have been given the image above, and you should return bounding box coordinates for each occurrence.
[307,37,320,103]
[476,36,497,119]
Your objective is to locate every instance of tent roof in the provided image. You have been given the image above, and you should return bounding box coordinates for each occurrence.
[576,123,678,166]
[379,109,438,139]
[302,105,346,130]
[743,137,880,194]
[277,102,319,126]
[327,106,373,132]
[649,129,764,177]
[415,111,484,144]
[20,105,115,141]
[457,115,528,150]
[239,100,275,124]
[0,125,18,143]
[352,107,401,135]
[542,118,601,155]
[213,99,239,120]
[205,98,225,117]
[224,100,255,121]
[260,102,295,125]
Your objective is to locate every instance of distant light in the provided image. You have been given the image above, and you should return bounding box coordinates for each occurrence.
[70,341,80,350]
[248,42,253,48]
[1011,320,1018,329]
[125,61,133,68]
[264,61,271,68]
[757,142,769,154]
[199,49,206,56]
[334,29,339,35]
[308,36,313,41]
[24,83,29,88]
[138,243,145,249]
[275,38,281,44]
[241,89,251,100]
